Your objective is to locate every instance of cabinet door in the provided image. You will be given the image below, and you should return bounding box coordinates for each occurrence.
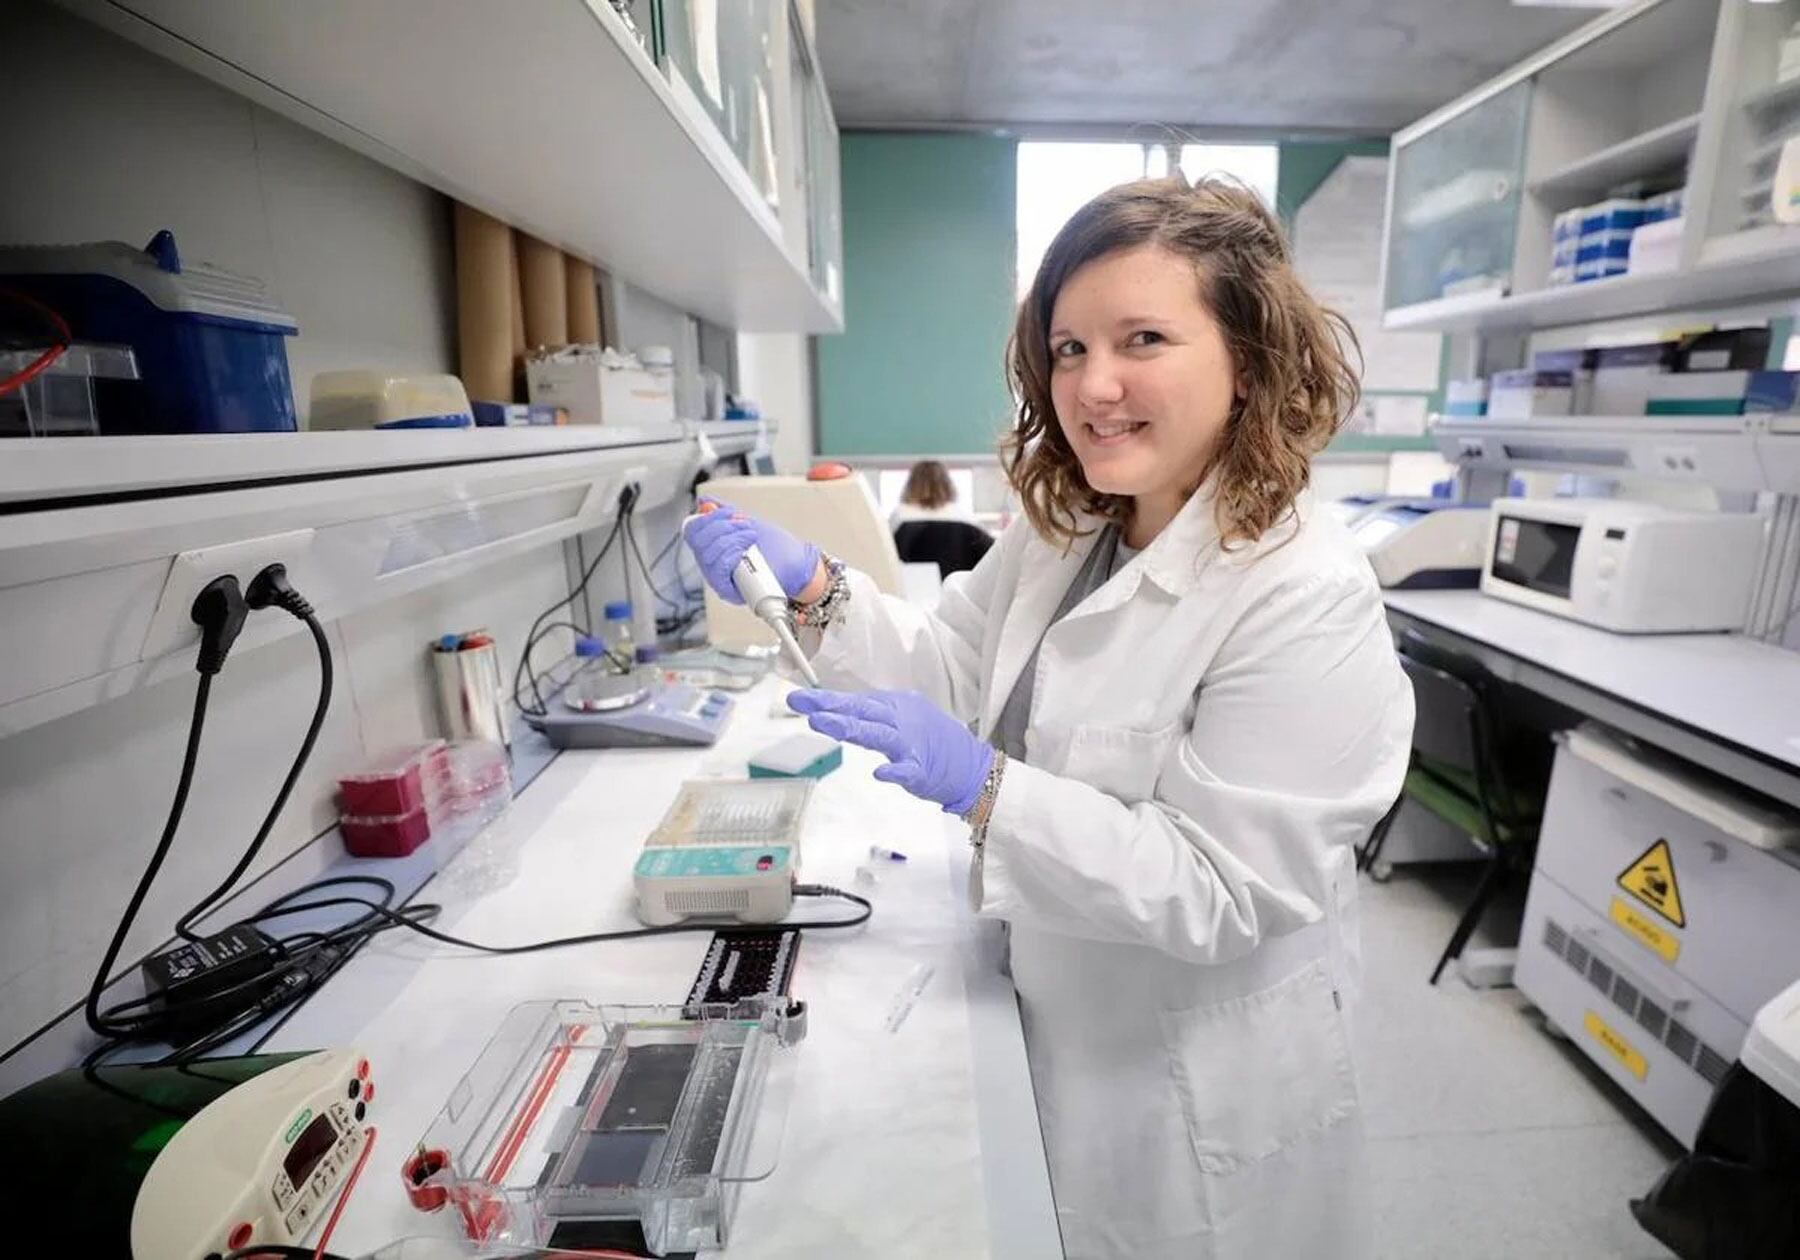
[803,66,843,307]
[1384,79,1533,311]
[1698,0,1800,261]
[661,0,783,210]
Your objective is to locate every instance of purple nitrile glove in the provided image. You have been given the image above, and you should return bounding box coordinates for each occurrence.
[682,499,821,605]
[788,688,994,815]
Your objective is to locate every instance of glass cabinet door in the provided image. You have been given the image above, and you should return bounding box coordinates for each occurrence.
[660,0,782,210]
[1385,79,1533,311]
[787,11,841,304]
[1704,0,1800,254]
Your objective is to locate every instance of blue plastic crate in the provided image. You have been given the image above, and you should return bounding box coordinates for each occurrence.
[0,230,298,434]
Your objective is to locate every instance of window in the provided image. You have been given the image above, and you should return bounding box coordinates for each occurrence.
[1016,141,1279,297]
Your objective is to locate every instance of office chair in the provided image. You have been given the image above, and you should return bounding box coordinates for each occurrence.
[893,518,994,579]
[1360,629,1549,985]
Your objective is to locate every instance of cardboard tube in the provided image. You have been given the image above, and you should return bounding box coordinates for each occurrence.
[565,256,600,345]
[516,232,568,350]
[509,239,526,360]
[453,202,515,403]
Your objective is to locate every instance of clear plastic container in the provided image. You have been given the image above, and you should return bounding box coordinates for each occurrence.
[602,601,636,663]
[0,342,138,437]
[646,779,813,850]
[338,741,447,816]
[404,1001,799,1256]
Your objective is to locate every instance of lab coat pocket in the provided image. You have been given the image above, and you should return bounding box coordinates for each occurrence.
[1159,960,1358,1174]
[1066,719,1181,803]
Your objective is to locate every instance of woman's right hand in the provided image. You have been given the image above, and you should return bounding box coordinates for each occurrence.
[682,499,823,604]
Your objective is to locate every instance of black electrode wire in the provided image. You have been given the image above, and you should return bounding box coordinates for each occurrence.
[84,677,212,1038]
[262,881,874,958]
[174,612,333,942]
[513,510,629,716]
[626,511,697,616]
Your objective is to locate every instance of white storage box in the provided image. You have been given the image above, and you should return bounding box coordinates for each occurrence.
[308,370,472,430]
[1628,217,1683,278]
[526,345,676,426]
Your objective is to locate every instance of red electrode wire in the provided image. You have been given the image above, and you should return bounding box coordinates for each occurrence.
[312,1126,377,1260]
[0,287,73,397]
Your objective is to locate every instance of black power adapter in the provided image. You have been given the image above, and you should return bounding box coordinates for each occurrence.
[139,923,283,1039]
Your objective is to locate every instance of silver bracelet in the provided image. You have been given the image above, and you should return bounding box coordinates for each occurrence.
[962,749,1007,848]
[791,553,849,631]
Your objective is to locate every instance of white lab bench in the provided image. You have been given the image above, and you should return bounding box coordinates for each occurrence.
[261,678,1062,1258]
[1382,590,1800,810]
[1383,589,1800,1145]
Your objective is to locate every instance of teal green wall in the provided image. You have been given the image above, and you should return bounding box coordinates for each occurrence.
[1275,138,1390,231]
[817,133,1018,457]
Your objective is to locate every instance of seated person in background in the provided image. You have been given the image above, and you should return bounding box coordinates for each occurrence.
[890,460,993,577]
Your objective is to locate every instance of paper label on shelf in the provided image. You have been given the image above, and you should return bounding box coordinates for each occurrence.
[1617,838,1686,928]
[1609,896,1681,963]
[1584,1011,1649,1081]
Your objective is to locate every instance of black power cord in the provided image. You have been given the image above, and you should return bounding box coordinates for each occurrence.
[513,491,634,717]
[83,578,249,1039]
[85,565,336,1056]
[175,563,331,941]
[137,873,869,1064]
[294,881,873,958]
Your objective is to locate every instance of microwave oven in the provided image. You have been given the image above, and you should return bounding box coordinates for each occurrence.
[1480,498,1766,633]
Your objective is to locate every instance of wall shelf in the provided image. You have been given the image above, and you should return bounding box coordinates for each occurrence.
[1529,113,1700,198]
[1383,235,1800,335]
[1431,413,1793,494]
[56,0,841,333]
[0,420,774,507]
[0,420,774,738]
[1741,73,1800,116]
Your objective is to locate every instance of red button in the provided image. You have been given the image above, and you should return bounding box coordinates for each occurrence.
[756,855,773,871]
[363,1081,375,1103]
[228,1222,253,1249]
[356,1058,370,1080]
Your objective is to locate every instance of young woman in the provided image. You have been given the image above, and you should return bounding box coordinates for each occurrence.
[889,459,965,527]
[685,176,1413,1258]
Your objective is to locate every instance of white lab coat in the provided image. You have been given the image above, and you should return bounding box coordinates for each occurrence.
[804,483,1413,1258]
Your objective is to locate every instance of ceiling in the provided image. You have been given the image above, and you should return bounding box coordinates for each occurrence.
[815,0,1598,135]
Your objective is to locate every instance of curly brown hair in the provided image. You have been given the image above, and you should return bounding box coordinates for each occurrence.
[1003,175,1361,549]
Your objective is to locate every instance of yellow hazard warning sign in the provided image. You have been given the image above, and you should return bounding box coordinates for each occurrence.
[1617,838,1685,929]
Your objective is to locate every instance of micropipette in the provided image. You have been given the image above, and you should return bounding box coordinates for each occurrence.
[686,507,821,688]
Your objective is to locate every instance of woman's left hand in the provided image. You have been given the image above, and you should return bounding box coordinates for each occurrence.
[787,688,993,815]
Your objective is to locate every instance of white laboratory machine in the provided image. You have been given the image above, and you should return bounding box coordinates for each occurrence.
[1515,725,1800,1145]
[1481,497,1767,632]
[1350,501,1490,589]
[0,1048,373,1259]
[633,779,813,925]
[700,469,905,653]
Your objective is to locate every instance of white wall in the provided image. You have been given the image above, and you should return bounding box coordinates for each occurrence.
[0,0,455,421]
[737,331,815,473]
[0,1,658,1067]
[0,543,591,1062]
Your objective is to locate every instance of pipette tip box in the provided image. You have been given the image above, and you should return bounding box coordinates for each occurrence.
[747,733,842,780]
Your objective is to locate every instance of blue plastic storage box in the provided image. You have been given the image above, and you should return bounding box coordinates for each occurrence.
[0,230,298,434]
